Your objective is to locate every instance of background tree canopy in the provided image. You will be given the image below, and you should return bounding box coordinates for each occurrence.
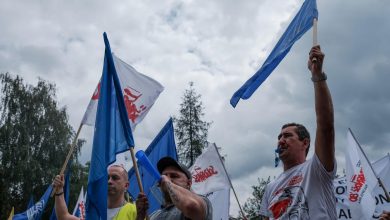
[0,73,88,219]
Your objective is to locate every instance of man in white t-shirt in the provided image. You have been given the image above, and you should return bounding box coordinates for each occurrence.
[260,45,337,219]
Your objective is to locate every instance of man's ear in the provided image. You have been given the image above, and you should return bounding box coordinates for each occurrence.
[303,138,310,149]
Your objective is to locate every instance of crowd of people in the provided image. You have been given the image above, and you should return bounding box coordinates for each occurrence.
[52,46,390,220]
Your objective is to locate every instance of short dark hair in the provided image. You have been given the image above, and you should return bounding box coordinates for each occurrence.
[282,123,311,156]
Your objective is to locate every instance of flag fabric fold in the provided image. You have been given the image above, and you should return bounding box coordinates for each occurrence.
[81,53,164,131]
[128,118,178,214]
[230,0,318,107]
[345,129,377,219]
[13,185,53,220]
[86,32,135,220]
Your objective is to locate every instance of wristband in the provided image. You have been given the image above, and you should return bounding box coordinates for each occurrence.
[311,72,327,82]
[55,191,64,196]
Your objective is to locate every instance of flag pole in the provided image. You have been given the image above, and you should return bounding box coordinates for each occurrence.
[129,148,150,220]
[348,128,390,201]
[212,143,247,220]
[312,18,318,63]
[129,147,144,193]
[51,123,83,197]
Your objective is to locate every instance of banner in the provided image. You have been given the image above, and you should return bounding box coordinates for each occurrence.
[190,143,231,219]
[345,129,378,219]
[335,154,390,219]
[72,187,86,219]
[13,185,53,220]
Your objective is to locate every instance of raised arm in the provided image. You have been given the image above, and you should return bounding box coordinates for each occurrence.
[52,175,79,220]
[308,45,335,172]
[160,175,208,220]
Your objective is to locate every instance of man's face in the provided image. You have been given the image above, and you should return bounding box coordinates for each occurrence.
[277,126,308,164]
[108,166,129,196]
[160,166,191,204]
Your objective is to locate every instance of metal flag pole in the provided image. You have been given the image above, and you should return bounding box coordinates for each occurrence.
[212,143,247,220]
[349,128,390,201]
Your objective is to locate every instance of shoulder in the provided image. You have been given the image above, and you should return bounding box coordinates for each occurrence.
[119,202,137,219]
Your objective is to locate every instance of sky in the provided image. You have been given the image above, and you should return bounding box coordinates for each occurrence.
[1,0,390,217]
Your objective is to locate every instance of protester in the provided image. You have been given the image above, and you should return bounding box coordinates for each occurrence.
[136,156,212,220]
[259,45,337,219]
[52,165,139,220]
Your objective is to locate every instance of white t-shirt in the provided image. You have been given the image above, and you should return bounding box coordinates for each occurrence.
[260,154,337,219]
[107,207,121,220]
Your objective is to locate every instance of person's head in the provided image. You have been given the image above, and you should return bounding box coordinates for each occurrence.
[278,123,310,167]
[157,157,192,190]
[108,165,129,198]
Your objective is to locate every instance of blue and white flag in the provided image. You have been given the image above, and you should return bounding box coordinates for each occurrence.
[230,0,318,107]
[72,187,86,219]
[13,185,53,220]
[128,118,178,214]
[86,32,135,220]
[27,195,34,209]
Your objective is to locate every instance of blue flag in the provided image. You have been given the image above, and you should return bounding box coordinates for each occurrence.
[49,169,71,220]
[128,118,178,214]
[13,185,53,220]
[86,32,135,220]
[230,0,318,107]
[27,195,35,209]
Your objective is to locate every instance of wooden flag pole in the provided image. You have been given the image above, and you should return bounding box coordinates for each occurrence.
[129,147,144,193]
[51,123,84,197]
[129,147,150,220]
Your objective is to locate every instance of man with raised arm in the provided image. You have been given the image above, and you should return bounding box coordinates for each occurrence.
[260,45,337,219]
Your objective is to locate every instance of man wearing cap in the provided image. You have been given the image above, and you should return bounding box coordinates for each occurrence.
[136,156,213,220]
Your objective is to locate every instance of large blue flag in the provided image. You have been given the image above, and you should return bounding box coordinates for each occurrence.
[230,0,318,107]
[27,195,35,209]
[13,185,53,220]
[49,168,71,220]
[86,32,135,220]
[128,118,178,214]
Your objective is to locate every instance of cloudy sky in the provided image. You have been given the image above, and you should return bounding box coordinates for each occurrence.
[1,0,390,217]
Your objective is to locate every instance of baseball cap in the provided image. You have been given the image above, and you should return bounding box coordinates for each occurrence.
[157,157,192,180]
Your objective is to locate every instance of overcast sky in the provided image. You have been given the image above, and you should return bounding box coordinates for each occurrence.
[1,0,390,217]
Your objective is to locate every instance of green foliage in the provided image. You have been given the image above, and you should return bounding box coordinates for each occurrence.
[0,73,87,219]
[239,177,271,220]
[174,82,211,167]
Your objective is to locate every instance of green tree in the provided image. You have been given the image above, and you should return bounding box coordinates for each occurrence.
[239,177,271,220]
[174,82,211,167]
[0,73,87,219]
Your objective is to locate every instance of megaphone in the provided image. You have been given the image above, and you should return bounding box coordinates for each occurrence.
[135,150,161,182]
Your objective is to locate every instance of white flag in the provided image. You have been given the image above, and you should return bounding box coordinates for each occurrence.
[345,129,377,219]
[72,187,86,219]
[81,54,164,131]
[205,188,230,220]
[190,143,231,194]
[334,154,390,219]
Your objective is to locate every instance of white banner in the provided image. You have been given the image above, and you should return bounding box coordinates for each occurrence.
[72,187,86,219]
[345,130,378,219]
[335,154,390,219]
[81,54,164,131]
[190,143,230,194]
[204,188,230,220]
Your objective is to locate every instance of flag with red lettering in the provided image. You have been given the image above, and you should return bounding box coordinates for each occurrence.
[190,143,231,220]
[190,143,230,195]
[72,187,86,219]
[345,129,378,219]
[81,54,164,130]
